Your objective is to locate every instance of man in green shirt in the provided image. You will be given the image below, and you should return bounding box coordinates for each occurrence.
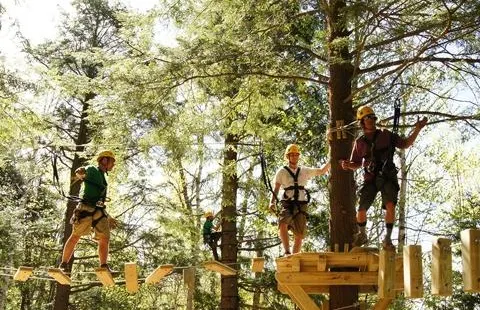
[59,150,118,272]
[203,211,221,260]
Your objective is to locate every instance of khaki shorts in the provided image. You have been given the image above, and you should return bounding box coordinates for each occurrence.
[278,201,308,236]
[72,203,110,239]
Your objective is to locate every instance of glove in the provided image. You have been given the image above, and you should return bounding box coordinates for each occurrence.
[108,217,119,229]
[269,204,277,215]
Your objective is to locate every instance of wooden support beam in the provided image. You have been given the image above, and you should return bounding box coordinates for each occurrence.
[403,245,423,298]
[431,238,452,296]
[47,268,71,286]
[251,257,265,273]
[320,298,329,310]
[372,298,392,310]
[145,264,174,284]
[378,249,396,299]
[284,285,320,310]
[276,252,377,272]
[95,267,115,287]
[124,262,138,294]
[203,260,236,276]
[461,229,480,292]
[276,271,378,286]
[13,267,33,282]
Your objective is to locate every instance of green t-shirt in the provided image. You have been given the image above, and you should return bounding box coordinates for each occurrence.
[81,165,107,205]
[203,219,214,235]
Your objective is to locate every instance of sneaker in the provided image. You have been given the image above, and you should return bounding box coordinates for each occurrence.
[382,238,395,251]
[353,231,368,247]
[281,251,291,257]
[58,262,68,272]
[100,264,118,274]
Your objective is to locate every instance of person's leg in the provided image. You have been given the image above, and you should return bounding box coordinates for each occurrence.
[354,182,376,246]
[97,236,109,265]
[209,241,219,260]
[279,222,290,254]
[292,234,303,254]
[61,234,81,264]
[381,177,399,249]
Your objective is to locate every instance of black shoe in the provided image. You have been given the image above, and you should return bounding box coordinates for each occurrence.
[100,264,118,275]
[58,262,68,272]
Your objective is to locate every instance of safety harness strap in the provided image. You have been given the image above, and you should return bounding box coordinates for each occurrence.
[77,206,108,228]
[282,166,310,203]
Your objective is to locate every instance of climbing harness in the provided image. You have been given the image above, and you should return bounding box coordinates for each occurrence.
[281,166,310,218]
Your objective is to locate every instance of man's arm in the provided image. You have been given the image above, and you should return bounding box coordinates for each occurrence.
[399,117,428,148]
[340,160,362,171]
[269,182,281,214]
[314,161,331,176]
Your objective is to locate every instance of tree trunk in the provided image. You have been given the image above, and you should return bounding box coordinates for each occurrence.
[53,101,91,310]
[397,148,407,253]
[326,0,359,308]
[220,133,239,310]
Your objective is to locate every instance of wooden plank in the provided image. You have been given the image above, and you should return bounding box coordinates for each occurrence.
[320,298,329,310]
[372,298,392,310]
[145,264,174,284]
[378,249,396,299]
[47,268,72,286]
[317,254,327,271]
[251,257,265,273]
[291,257,301,272]
[13,266,34,282]
[95,267,115,287]
[183,267,196,289]
[276,252,376,272]
[431,238,452,296]
[124,262,138,293]
[461,229,480,292]
[403,245,423,298]
[276,271,378,286]
[284,285,320,310]
[203,260,236,276]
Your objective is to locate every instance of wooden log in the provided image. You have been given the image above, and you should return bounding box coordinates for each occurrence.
[283,285,320,310]
[95,267,115,287]
[461,229,480,292]
[431,238,452,296]
[13,266,34,282]
[251,257,265,273]
[145,264,174,284]
[47,268,72,286]
[203,260,236,276]
[124,262,138,294]
[403,245,423,298]
[378,249,396,299]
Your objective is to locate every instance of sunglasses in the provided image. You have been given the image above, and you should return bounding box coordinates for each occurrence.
[363,114,377,120]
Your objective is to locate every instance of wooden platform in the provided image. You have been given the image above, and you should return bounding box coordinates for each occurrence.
[47,268,72,286]
[275,250,403,310]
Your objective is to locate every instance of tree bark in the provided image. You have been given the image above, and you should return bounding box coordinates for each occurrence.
[53,100,91,310]
[220,133,239,310]
[326,0,359,308]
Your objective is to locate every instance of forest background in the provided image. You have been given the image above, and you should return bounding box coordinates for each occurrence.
[0,0,479,309]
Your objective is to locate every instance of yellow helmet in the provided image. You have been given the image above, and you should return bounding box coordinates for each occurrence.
[356,105,375,120]
[97,150,116,162]
[204,211,214,218]
[284,144,301,160]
